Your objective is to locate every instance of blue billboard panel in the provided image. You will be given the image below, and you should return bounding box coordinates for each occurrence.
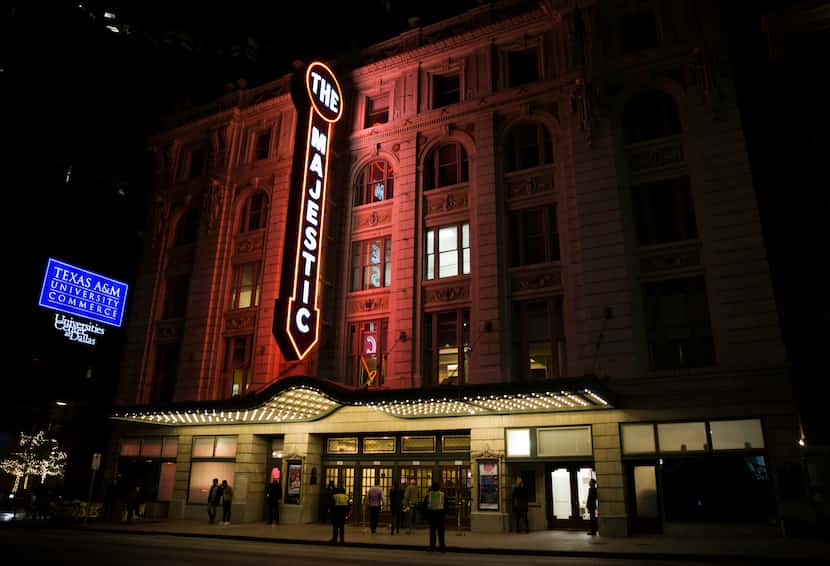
[38,258,129,327]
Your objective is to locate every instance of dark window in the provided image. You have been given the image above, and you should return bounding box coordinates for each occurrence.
[229,262,261,309]
[346,319,388,387]
[506,123,553,172]
[632,177,697,246]
[173,208,199,247]
[162,274,190,319]
[643,277,715,370]
[620,10,658,54]
[623,91,681,144]
[507,48,540,87]
[509,205,560,266]
[239,191,269,233]
[511,297,565,381]
[424,143,468,190]
[425,223,470,280]
[365,93,390,128]
[433,73,460,109]
[254,129,271,160]
[423,310,470,386]
[351,238,392,291]
[354,161,394,206]
[188,147,206,179]
[223,334,253,397]
[151,343,180,404]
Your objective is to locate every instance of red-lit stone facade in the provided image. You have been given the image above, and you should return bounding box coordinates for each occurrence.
[111,0,804,535]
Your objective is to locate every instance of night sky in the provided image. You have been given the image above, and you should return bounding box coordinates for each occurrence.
[4,0,827,466]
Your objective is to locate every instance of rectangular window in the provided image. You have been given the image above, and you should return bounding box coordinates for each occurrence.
[346,319,388,387]
[192,436,238,458]
[509,205,560,266]
[536,426,593,457]
[350,238,392,291]
[120,438,140,457]
[432,73,460,109]
[506,429,531,457]
[230,262,261,309]
[632,177,697,246]
[643,277,715,370]
[621,424,657,455]
[507,47,540,87]
[512,297,565,381]
[425,223,470,280]
[223,335,253,397]
[657,422,708,452]
[423,309,470,385]
[364,93,390,128]
[254,129,271,160]
[710,419,765,450]
[188,461,236,503]
[151,343,179,404]
[162,274,190,319]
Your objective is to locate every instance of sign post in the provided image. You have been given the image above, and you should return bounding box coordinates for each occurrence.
[84,453,101,524]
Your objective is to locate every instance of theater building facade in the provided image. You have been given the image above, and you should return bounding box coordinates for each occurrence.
[109,0,805,536]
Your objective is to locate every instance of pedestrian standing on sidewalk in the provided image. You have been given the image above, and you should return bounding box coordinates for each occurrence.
[403,477,419,532]
[207,478,221,524]
[512,477,529,533]
[221,479,233,525]
[266,476,282,525]
[330,485,350,544]
[586,478,598,536]
[424,481,446,552]
[365,479,384,534]
[389,482,404,535]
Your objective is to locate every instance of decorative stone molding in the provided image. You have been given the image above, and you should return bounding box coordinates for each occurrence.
[347,291,390,316]
[152,195,171,248]
[423,281,471,307]
[424,185,469,218]
[626,136,685,178]
[352,202,393,233]
[234,230,266,255]
[155,318,184,343]
[505,169,555,203]
[639,240,703,280]
[224,310,257,335]
[510,264,563,296]
[203,178,227,232]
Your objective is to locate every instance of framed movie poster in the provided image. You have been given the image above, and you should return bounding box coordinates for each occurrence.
[478,460,499,511]
[285,460,302,504]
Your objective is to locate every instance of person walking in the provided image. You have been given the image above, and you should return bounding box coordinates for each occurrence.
[329,485,350,544]
[389,482,404,535]
[265,476,282,525]
[364,479,384,534]
[586,478,598,536]
[403,477,419,532]
[424,481,446,552]
[512,477,529,533]
[221,479,233,525]
[207,478,221,524]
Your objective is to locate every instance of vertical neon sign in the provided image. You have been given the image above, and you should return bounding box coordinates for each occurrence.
[275,62,343,360]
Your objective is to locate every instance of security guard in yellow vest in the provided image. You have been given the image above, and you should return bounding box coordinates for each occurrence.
[424,481,447,551]
[330,486,350,544]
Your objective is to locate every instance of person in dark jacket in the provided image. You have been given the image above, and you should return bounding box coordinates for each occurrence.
[389,482,404,534]
[265,477,282,524]
[207,478,221,524]
[512,477,529,533]
[321,480,335,523]
[586,478,598,536]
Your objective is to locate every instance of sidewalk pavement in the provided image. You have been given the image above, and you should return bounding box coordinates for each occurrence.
[72,517,830,562]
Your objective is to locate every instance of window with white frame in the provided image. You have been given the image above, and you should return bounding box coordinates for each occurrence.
[351,238,391,291]
[424,223,470,280]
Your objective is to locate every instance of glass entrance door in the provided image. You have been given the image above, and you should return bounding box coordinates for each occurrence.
[626,462,662,533]
[359,466,393,526]
[441,464,471,528]
[546,463,595,529]
[325,465,356,521]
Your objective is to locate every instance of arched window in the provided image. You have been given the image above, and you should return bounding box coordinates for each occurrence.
[424,142,468,190]
[173,208,199,247]
[239,191,269,233]
[623,91,681,144]
[505,123,553,172]
[354,161,394,206]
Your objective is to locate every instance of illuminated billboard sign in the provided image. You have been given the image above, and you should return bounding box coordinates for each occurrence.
[274,61,343,360]
[38,258,129,327]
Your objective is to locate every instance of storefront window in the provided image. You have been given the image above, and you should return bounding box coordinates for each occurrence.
[188,461,235,503]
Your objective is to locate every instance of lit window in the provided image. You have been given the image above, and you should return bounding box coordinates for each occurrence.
[346,319,388,387]
[507,429,531,457]
[223,335,253,397]
[511,297,565,381]
[230,262,261,309]
[351,238,391,291]
[423,310,470,385]
[425,223,470,280]
[354,161,394,206]
[424,143,468,190]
